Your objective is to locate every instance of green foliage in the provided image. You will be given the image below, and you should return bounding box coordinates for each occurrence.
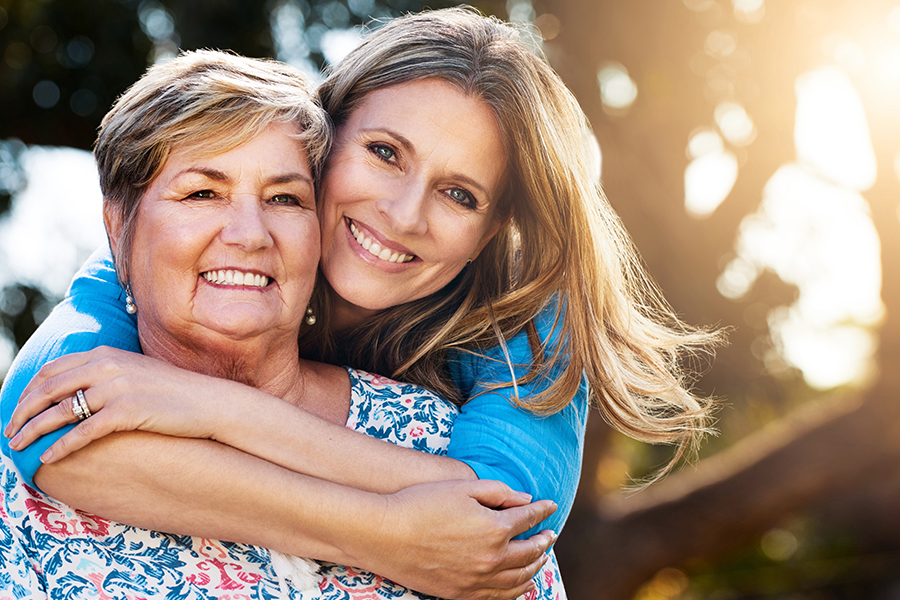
[0,0,152,149]
[0,284,54,352]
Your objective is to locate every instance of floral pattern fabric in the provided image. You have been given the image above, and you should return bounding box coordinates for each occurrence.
[0,368,565,599]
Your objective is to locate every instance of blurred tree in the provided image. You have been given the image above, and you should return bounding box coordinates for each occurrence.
[536,0,900,597]
[0,0,152,148]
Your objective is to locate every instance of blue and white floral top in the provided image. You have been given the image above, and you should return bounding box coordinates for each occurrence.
[0,368,565,599]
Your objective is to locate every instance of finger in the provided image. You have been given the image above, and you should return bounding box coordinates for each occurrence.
[504,530,557,570]
[39,412,113,463]
[8,363,110,437]
[18,349,101,400]
[476,579,537,600]
[497,500,557,538]
[8,394,82,449]
[465,479,532,509]
[486,552,549,596]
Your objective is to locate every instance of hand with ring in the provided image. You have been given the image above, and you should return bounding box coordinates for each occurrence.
[5,346,248,463]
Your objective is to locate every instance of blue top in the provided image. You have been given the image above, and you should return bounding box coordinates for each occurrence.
[0,247,142,487]
[0,247,587,538]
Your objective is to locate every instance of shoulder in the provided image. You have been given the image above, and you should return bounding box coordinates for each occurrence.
[449,298,567,392]
[344,367,458,455]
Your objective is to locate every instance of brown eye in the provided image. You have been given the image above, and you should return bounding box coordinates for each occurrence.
[271,194,299,205]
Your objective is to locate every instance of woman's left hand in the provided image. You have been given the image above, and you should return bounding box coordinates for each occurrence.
[5,346,239,461]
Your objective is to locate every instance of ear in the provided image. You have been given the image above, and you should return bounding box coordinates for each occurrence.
[103,202,122,254]
[471,210,513,260]
[103,202,127,279]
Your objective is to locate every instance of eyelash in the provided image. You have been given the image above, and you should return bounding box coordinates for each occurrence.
[445,187,476,209]
[270,194,301,206]
[367,143,396,164]
[187,190,303,207]
[366,143,478,210]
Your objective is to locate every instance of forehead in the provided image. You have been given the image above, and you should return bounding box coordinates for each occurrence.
[150,122,313,190]
[168,122,309,168]
[354,79,495,127]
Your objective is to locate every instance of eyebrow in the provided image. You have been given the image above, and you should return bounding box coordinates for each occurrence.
[175,167,313,187]
[358,127,494,201]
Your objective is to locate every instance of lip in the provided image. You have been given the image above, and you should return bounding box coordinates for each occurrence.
[344,218,418,265]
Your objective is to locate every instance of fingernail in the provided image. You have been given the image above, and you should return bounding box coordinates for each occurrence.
[40,448,52,463]
[9,433,21,449]
[3,424,10,437]
[518,491,533,502]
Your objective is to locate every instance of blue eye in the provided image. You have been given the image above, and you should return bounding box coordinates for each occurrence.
[447,188,475,208]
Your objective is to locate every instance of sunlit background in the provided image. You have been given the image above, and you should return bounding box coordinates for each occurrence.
[3,0,900,598]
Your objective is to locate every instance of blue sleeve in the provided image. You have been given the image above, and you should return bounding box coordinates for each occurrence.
[0,246,141,489]
[447,303,588,539]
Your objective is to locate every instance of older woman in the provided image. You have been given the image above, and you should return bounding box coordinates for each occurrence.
[0,50,563,598]
[6,7,717,598]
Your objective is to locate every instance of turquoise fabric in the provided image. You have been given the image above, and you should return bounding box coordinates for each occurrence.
[0,246,141,488]
[447,302,587,538]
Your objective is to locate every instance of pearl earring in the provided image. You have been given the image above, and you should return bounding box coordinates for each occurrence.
[305,306,316,326]
[125,283,137,315]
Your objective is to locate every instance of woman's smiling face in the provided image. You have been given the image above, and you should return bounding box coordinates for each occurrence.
[115,122,319,358]
[318,78,509,328]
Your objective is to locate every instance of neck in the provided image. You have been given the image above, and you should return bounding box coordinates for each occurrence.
[139,325,306,403]
[330,292,380,332]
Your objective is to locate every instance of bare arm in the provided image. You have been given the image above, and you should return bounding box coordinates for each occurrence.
[35,430,556,600]
[10,348,476,493]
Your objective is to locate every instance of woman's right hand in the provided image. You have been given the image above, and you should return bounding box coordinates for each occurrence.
[358,479,558,600]
[5,346,237,461]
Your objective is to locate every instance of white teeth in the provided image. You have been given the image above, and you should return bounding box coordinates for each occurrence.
[348,220,415,263]
[202,270,269,288]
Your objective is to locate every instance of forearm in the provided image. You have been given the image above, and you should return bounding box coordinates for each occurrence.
[33,429,557,600]
[34,430,379,565]
[213,385,476,492]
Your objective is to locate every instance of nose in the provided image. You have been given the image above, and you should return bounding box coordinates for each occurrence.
[375,181,428,236]
[220,196,274,252]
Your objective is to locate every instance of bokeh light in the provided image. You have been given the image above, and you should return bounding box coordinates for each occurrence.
[732,0,765,23]
[720,162,882,389]
[760,528,799,561]
[597,63,638,112]
[685,148,738,218]
[715,101,756,146]
[795,67,876,191]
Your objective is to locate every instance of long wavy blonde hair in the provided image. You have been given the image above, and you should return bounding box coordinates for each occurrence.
[303,7,720,468]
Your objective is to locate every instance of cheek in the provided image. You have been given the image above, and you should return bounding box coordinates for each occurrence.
[286,218,322,273]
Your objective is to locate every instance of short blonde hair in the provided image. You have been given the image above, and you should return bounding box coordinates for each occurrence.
[311,7,719,473]
[95,50,331,281]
